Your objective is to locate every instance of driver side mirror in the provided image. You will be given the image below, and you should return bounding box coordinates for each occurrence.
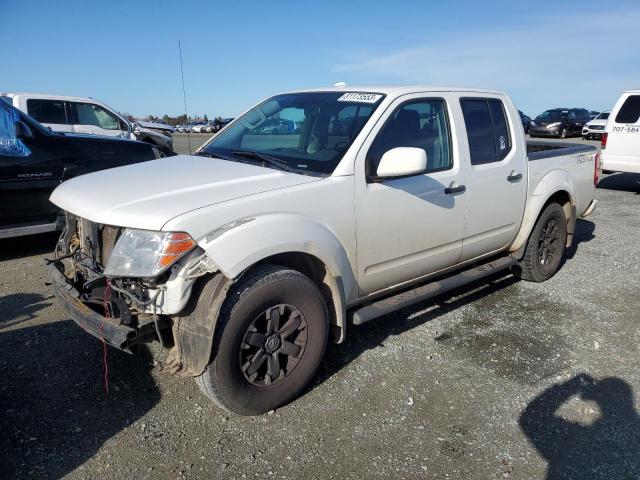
[376,147,427,179]
[15,121,34,140]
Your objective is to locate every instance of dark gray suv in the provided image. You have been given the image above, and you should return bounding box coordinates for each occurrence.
[529,108,591,138]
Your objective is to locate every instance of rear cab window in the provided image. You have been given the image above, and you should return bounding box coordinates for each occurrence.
[614,96,640,124]
[26,99,69,125]
[460,98,512,165]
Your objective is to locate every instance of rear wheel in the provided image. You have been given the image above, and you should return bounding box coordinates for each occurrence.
[515,203,567,282]
[196,265,328,415]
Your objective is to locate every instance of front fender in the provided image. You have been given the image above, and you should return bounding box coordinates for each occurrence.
[510,169,576,253]
[200,213,353,283]
[198,213,356,342]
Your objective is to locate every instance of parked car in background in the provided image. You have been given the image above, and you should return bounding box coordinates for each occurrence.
[137,121,175,136]
[0,101,161,239]
[519,110,532,133]
[601,90,640,174]
[582,111,609,140]
[257,118,295,135]
[191,122,208,133]
[530,108,591,138]
[2,93,174,156]
[202,122,217,133]
[48,86,597,415]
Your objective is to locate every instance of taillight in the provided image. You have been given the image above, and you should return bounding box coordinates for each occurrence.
[601,132,608,149]
[594,152,600,186]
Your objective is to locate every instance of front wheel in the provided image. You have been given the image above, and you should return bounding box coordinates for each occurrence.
[515,203,567,282]
[560,127,568,139]
[196,266,328,415]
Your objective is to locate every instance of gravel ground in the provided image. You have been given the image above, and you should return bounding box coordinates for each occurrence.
[1,137,639,480]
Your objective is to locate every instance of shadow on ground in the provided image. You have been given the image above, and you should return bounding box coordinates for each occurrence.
[0,296,160,479]
[597,173,640,193]
[314,271,520,389]
[314,217,596,390]
[520,374,640,479]
[0,293,51,330]
[566,218,595,260]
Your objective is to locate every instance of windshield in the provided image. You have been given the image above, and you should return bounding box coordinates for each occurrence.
[200,92,385,175]
[596,112,610,120]
[537,109,569,120]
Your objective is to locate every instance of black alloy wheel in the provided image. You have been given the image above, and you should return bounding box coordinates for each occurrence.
[240,304,308,386]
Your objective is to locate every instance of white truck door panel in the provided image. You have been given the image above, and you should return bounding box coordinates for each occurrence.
[70,101,127,138]
[355,95,467,295]
[458,97,527,261]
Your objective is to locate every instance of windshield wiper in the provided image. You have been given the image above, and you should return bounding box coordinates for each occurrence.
[230,150,298,173]
[194,150,213,157]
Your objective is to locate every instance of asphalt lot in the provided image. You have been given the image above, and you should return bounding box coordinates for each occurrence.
[2,136,640,479]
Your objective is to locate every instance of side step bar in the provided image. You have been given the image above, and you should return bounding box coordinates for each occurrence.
[352,256,517,325]
[0,220,61,240]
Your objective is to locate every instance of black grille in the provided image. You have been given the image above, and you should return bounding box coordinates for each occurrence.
[98,225,121,266]
[591,125,604,131]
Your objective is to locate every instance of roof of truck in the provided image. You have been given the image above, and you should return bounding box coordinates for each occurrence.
[2,92,97,102]
[284,85,507,96]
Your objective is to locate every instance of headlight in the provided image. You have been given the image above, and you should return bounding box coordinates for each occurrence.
[547,122,561,128]
[104,229,197,278]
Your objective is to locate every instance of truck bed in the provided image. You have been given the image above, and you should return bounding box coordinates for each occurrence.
[527,140,595,160]
[526,140,598,218]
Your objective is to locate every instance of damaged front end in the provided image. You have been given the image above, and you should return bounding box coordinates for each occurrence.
[47,213,219,357]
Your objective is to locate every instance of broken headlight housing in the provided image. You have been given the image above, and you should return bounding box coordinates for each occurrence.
[104,229,196,278]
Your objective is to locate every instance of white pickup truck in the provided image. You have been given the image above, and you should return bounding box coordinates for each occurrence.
[48,86,598,415]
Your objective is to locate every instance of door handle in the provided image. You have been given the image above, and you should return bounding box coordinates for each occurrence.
[507,171,523,182]
[444,182,466,194]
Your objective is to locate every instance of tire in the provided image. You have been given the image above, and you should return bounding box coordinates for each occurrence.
[515,203,567,282]
[195,265,328,415]
[560,127,568,139]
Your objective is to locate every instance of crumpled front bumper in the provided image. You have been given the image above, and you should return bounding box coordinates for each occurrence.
[47,261,138,352]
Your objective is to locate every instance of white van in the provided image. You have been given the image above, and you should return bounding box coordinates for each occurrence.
[601,90,640,174]
[1,93,174,155]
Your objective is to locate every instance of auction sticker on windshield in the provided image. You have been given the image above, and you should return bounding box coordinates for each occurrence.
[337,93,383,103]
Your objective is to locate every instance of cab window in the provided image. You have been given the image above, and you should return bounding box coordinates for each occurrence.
[461,98,512,165]
[367,98,452,178]
[27,99,69,125]
[615,96,640,124]
[72,102,121,130]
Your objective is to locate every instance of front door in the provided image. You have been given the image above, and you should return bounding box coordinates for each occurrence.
[355,96,468,295]
[69,101,128,138]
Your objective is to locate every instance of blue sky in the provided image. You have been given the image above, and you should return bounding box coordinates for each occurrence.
[2,0,639,118]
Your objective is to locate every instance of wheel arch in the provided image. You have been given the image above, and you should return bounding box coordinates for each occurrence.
[196,213,357,344]
[510,186,576,257]
[251,251,347,344]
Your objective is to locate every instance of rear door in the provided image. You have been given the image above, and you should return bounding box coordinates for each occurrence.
[69,101,129,138]
[25,98,73,133]
[458,96,527,262]
[0,104,65,228]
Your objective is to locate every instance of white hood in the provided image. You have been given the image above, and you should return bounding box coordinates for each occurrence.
[50,155,320,231]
